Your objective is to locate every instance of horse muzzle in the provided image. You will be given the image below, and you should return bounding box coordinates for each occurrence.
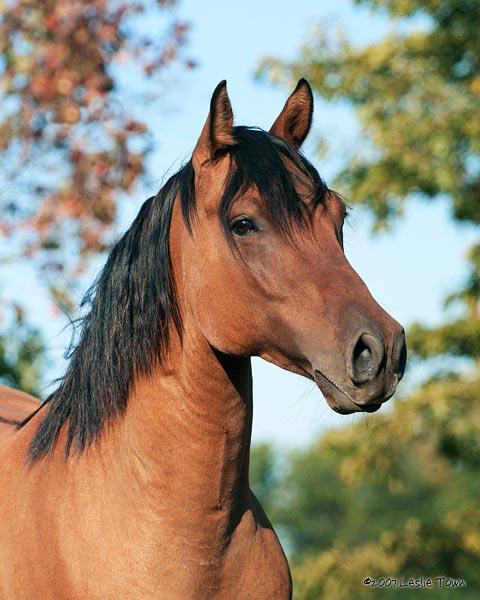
[314,327,407,414]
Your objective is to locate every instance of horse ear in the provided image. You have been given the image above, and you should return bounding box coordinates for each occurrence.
[270,78,313,149]
[193,80,235,170]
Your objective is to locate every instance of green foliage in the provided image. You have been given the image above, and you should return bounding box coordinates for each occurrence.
[408,318,480,359]
[254,0,480,597]
[259,1,480,230]
[0,305,45,395]
[251,379,480,598]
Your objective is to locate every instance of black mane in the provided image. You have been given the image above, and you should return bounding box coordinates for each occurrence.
[25,127,329,460]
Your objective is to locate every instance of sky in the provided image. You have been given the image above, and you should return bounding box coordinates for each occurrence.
[4,0,477,448]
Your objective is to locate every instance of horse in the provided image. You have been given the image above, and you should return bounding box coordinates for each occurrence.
[0,79,406,599]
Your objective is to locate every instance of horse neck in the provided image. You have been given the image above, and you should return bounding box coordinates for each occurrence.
[122,318,253,535]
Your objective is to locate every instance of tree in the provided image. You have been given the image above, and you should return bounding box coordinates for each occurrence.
[253,1,480,597]
[0,0,192,293]
[0,0,193,390]
[252,382,480,599]
[0,302,44,395]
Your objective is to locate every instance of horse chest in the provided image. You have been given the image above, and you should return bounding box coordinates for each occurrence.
[0,487,291,600]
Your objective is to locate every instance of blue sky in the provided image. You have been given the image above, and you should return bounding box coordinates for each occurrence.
[5,0,476,447]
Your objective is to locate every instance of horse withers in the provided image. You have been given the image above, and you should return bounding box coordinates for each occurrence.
[0,79,406,599]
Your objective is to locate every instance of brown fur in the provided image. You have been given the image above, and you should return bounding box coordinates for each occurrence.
[0,385,39,431]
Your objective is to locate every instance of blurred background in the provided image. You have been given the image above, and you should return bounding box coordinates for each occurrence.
[0,0,478,597]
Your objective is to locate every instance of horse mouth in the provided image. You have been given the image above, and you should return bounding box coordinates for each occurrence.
[314,370,383,415]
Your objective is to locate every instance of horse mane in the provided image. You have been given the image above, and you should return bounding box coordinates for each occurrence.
[24,126,329,461]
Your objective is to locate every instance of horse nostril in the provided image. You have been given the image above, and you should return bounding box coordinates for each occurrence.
[393,330,407,381]
[350,333,384,385]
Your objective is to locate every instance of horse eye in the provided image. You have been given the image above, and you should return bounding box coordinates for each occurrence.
[231,217,257,236]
